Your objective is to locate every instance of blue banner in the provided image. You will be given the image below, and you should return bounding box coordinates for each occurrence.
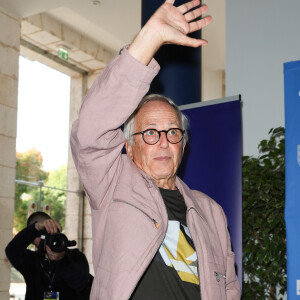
[178,96,242,284]
[284,60,300,299]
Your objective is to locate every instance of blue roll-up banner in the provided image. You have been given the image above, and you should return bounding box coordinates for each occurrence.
[284,60,300,299]
[178,96,242,284]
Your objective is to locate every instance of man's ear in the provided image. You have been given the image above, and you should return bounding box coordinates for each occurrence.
[125,141,133,160]
[182,140,186,155]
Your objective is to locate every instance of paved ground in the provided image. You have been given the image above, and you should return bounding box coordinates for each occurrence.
[9,283,26,300]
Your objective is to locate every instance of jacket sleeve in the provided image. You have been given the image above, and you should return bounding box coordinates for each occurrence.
[70,46,159,210]
[55,249,90,292]
[5,223,40,272]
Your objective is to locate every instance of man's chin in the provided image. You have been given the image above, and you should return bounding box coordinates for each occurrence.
[151,169,174,181]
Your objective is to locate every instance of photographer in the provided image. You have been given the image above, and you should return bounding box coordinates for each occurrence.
[5,211,91,300]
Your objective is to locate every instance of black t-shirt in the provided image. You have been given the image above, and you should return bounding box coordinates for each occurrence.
[131,188,200,300]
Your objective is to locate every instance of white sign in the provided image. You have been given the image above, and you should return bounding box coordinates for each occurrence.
[297,145,300,166]
[297,280,300,295]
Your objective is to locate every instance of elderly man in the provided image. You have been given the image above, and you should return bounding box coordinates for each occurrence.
[70,0,241,299]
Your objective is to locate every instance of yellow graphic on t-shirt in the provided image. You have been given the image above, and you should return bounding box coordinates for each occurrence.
[159,221,199,285]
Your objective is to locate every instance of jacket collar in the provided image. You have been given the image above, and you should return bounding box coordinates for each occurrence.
[130,159,208,224]
[175,177,208,225]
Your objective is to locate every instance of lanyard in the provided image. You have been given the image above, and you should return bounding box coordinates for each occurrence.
[40,258,56,290]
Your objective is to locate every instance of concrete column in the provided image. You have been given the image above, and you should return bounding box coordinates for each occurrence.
[202,70,225,101]
[66,70,103,276]
[65,74,84,249]
[0,8,20,300]
[201,0,225,102]
[142,0,202,105]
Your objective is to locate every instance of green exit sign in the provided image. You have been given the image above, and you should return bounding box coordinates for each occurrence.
[58,48,69,61]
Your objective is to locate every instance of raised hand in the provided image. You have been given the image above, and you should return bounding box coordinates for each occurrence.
[128,0,212,65]
[147,0,211,47]
[35,218,62,234]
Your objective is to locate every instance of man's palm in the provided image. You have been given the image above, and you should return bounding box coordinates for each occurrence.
[148,0,211,47]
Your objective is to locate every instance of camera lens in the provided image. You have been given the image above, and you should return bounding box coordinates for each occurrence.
[51,235,64,250]
[46,233,68,252]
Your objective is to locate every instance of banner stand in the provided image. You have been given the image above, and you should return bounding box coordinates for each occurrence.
[179,95,242,285]
[284,60,300,299]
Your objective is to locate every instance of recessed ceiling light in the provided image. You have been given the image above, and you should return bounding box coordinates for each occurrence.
[91,0,100,6]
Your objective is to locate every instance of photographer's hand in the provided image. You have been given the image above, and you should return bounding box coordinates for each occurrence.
[35,219,62,234]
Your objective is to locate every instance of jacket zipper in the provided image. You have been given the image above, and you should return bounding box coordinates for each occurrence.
[186,207,207,297]
[113,199,159,229]
[214,271,226,282]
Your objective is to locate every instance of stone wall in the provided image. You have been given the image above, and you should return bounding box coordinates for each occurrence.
[0,6,115,294]
[0,8,20,300]
[66,69,103,276]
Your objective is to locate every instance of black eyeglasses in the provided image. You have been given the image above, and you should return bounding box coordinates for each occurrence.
[132,128,185,145]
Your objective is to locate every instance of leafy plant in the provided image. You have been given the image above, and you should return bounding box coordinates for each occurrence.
[14,149,66,231]
[15,149,48,231]
[39,165,66,228]
[242,127,286,299]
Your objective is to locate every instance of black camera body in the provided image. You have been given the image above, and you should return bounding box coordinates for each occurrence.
[39,230,77,253]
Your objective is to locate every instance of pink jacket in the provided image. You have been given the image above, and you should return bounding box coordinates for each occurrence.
[70,47,241,300]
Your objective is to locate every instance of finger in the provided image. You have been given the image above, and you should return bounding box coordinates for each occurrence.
[50,220,61,233]
[184,5,208,23]
[44,222,53,234]
[54,221,62,233]
[167,34,208,48]
[45,220,60,234]
[182,36,208,48]
[177,0,200,14]
[35,221,44,231]
[44,220,55,234]
[165,0,175,4]
[189,15,212,33]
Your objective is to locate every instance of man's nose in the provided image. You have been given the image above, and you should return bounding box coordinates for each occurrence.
[159,132,169,148]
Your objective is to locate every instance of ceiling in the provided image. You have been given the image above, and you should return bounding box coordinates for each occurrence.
[0,0,224,70]
[0,0,141,52]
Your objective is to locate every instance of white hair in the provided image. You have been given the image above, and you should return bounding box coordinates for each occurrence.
[123,94,189,146]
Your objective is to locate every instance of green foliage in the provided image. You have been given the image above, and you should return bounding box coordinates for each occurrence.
[15,149,48,231]
[242,127,286,299]
[15,149,66,232]
[43,165,67,228]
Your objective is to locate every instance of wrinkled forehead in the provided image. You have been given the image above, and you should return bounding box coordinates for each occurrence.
[135,101,181,129]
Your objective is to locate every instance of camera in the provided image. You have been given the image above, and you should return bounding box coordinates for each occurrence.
[39,230,77,253]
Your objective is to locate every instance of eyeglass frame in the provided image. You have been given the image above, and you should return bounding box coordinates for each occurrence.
[131,128,185,145]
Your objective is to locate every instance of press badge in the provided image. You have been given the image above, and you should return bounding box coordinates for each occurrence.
[44,291,59,299]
